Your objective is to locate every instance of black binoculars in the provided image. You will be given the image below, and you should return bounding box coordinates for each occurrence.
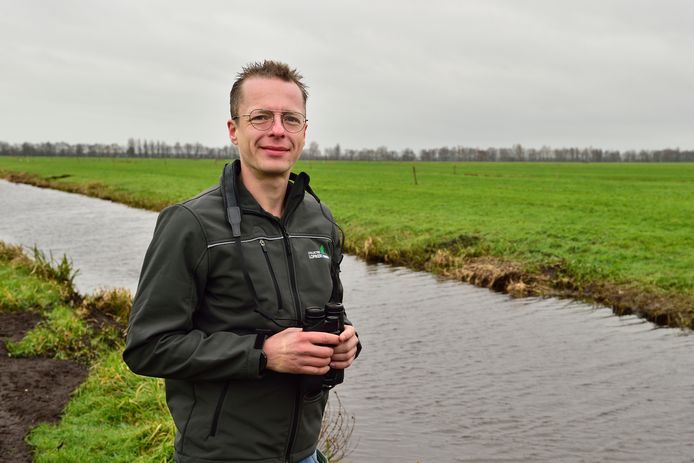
[303,302,345,392]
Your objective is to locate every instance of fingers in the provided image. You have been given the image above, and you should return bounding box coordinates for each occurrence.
[330,349,357,370]
[263,328,339,374]
[330,346,357,368]
[331,344,357,360]
[330,360,353,370]
[338,325,356,343]
[329,343,358,370]
[332,333,359,355]
[302,365,331,376]
[302,331,340,346]
[300,344,335,359]
[262,326,357,375]
[330,327,359,370]
[283,350,332,376]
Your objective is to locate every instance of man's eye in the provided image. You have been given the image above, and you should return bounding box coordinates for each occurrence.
[251,113,271,122]
[283,114,302,125]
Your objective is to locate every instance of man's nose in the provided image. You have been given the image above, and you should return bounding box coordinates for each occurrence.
[269,115,285,135]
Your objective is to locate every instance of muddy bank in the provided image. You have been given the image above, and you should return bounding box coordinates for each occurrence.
[0,312,87,462]
[2,170,692,330]
[357,246,693,330]
[0,240,128,461]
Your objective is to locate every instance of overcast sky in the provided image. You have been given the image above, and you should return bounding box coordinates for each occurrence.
[2,0,693,152]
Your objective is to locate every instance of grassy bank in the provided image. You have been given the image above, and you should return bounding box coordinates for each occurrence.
[1,156,692,329]
[0,241,173,462]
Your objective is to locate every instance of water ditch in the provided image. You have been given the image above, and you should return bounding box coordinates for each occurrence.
[1,179,692,462]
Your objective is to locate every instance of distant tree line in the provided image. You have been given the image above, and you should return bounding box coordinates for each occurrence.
[1,139,693,162]
[312,142,694,162]
[0,139,239,160]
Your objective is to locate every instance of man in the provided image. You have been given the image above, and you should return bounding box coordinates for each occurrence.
[124,60,359,463]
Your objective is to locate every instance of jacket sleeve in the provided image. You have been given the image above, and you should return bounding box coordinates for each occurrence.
[123,205,264,381]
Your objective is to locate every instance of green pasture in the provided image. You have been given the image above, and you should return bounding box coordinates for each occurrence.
[315,161,694,295]
[1,156,692,299]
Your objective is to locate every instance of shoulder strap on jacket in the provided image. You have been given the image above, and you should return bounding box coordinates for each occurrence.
[221,161,242,237]
[220,161,260,304]
[290,171,320,202]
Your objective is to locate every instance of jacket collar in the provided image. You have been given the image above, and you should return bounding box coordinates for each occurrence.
[226,159,309,220]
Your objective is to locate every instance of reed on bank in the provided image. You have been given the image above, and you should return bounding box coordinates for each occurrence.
[1,156,692,329]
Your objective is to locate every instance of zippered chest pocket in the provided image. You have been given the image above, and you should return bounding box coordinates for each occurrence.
[259,239,284,312]
[288,235,335,309]
[240,236,299,323]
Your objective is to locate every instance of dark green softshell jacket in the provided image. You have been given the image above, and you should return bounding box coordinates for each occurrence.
[123,163,351,463]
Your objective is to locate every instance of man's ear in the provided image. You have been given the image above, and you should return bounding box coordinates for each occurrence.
[227,119,238,145]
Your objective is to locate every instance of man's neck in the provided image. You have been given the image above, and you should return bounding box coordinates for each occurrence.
[239,168,289,218]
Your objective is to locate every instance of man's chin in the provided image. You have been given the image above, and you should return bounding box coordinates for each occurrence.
[257,159,295,177]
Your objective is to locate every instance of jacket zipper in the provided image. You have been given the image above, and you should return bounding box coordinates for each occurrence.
[285,381,302,463]
[278,223,303,462]
[259,239,284,311]
[278,224,302,323]
[209,381,230,437]
[243,211,304,460]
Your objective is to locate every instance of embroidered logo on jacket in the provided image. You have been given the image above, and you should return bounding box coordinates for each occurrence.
[307,244,330,260]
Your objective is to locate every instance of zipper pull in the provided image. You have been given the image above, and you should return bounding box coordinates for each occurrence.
[259,239,267,252]
[281,230,292,256]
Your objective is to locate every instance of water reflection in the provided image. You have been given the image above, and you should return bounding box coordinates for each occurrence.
[1,179,692,463]
[0,180,156,293]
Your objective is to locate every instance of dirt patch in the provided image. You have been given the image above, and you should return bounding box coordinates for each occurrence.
[0,312,88,462]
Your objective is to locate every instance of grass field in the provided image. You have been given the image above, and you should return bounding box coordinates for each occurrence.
[1,156,692,328]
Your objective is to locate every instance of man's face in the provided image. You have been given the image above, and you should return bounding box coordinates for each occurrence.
[227,77,307,180]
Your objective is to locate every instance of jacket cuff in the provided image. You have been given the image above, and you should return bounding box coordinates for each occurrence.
[248,331,270,378]
[354,334,363,360]
[247,347,264,379]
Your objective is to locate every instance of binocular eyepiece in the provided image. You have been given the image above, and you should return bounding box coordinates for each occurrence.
[303,302,345,392]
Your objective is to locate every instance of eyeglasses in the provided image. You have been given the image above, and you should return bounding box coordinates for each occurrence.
[231,109,307,133]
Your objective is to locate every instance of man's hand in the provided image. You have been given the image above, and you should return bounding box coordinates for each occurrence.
[263,327,339,375]
[330,325,359,370]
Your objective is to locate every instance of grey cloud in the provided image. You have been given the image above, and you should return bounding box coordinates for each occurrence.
[1,0,693,151]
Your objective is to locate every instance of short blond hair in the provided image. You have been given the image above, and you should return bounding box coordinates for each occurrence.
[229,60,308,116]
